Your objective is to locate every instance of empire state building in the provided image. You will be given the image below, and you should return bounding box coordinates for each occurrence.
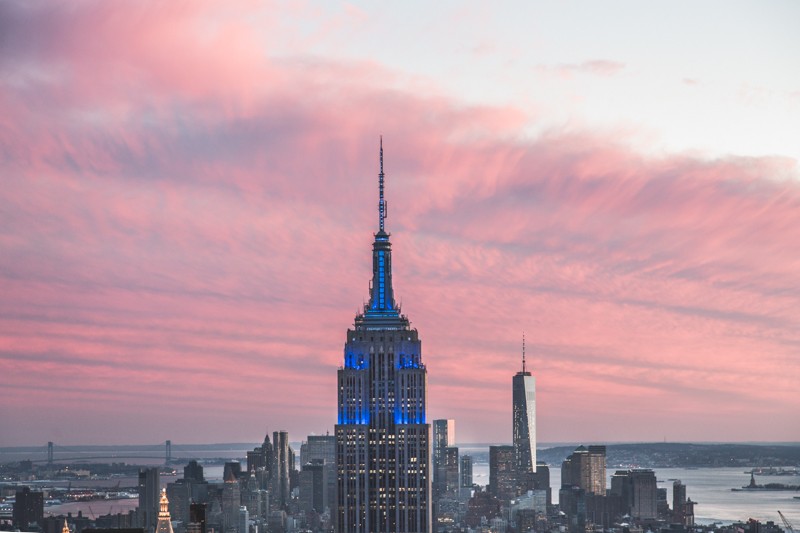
[335,139,431,533]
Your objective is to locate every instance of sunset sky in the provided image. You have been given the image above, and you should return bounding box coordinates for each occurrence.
[1,1,799,447]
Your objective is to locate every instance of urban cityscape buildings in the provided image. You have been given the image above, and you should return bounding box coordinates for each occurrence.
[335,139,431,532]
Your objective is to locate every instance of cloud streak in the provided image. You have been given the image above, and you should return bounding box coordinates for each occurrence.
[1,1,798,445]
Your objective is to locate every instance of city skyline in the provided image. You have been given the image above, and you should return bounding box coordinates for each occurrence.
[1,1,800,446]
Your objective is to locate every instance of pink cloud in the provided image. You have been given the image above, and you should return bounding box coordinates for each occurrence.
[1,1,799,446]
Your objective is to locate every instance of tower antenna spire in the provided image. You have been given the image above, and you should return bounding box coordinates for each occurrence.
[379,136,386,232]
[522,332,526,373]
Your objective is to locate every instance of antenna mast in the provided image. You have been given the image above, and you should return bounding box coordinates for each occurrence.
[379,136,386,232]
[522,332,526,373]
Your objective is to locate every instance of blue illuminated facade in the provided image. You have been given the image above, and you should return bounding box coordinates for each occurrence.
[336,139,431,533]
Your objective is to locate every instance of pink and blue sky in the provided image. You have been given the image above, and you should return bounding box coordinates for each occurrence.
[1,1,799,446]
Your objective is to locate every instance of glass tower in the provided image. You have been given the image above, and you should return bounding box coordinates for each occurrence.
[512,335,536,485]
[336,139,431,533]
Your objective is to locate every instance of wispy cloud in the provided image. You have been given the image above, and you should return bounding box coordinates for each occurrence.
[1,1,798,445]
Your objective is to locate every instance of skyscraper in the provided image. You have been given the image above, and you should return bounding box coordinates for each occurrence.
[561,445,606,496]
[460,456,473,488]
[271,431,292,510]
[432,419,455,499]
[13,487,43,530]
[512,335,536,490]
[139,467,161,533]
[489,446,516,502]
[336,139,431,533]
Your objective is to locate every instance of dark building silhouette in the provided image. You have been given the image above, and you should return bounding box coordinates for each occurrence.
[442,447,459,494]
[464,489,501,529]
[13,486,44,529]
[585,492,622,529]
[335,139,431,533]
[300,435,336,515]
[138,467,161,533]
[531,461,551,506]
[672,479,695,525]
[299,460,326,514]
[559,485,586,533]
[610,469,657,520]
[184,461,205,483]
[460,455,473,488]
[223,462,243,482]
[489,445,516,502]
[187,503,206,533]
[166,479,191,524]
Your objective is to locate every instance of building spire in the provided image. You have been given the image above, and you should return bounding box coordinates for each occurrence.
[379,135,386,232]
[155,488,174,533]
[522,332,526,373]
[365,136,398,317]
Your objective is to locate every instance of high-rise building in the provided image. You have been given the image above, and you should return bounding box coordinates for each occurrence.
[561,445,606,496]
[610,469,657,520]
[156,489,174,533]
[489,446,516,502]
[629,469,657,520]
[432,419,455,499]
[460,456,473,488]
[672,479,695,525]
[187,503,206,533]
[512,335,536,487]
[184,461,205,483]
[166,480,191,524]
[300,435,336,515]
[13,487,44,529]
[222,465,242,533]
[531,462,551,506]
[336,139,431,533]
[139,468,161,533]
[271,430,292,510]
[442,447,460,495]
[299,460,327,514]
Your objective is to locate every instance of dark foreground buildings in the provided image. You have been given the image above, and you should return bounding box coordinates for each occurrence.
[335,139,431,532]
